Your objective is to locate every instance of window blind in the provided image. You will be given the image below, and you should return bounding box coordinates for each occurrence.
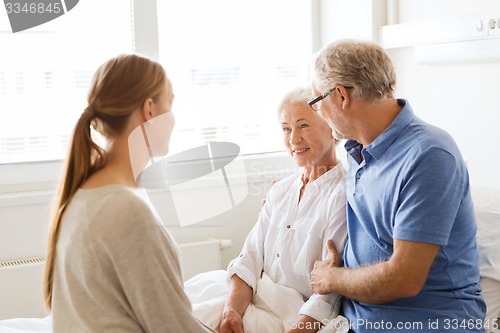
[0,0,314,164]
[157,0,314,156]
[0,0,133,164]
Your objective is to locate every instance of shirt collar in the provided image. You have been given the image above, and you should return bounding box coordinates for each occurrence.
[345,99,413,161]
[294,162,345,189]
[312,162,345,187]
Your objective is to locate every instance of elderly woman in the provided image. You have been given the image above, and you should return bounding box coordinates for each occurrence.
[186,86,347,333]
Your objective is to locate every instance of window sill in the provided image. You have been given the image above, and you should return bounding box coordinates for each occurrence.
[0,151,297,208]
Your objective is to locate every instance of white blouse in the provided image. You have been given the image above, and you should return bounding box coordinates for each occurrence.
[227,163,347,323]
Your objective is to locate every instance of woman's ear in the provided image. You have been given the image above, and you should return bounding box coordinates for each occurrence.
[141,98,154,122]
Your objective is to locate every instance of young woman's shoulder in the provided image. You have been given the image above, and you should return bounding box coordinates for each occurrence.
[77,185,158,233]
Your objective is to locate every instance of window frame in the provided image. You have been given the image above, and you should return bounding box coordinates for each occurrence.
[0,0,324,197]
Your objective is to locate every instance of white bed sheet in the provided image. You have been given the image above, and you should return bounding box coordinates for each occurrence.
[2,185,500,333]
[0,270,349,333]
[185,270,348,333]
[0,316,51,333]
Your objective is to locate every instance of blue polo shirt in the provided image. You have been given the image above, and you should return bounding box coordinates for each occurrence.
[342,100,486,332]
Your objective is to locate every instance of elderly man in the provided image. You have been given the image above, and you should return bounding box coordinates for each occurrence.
[309,40,486,332]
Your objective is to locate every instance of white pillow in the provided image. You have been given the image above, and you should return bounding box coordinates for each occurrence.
[472,186,500,282]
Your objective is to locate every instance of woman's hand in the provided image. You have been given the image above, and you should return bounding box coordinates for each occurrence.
[220,275,252,333]
[219,307,244,333]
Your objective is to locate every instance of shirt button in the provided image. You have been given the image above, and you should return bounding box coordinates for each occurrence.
[356,173,361,179]
[286,224,291,229]
[239,254,244,257]
[276,253,280,258]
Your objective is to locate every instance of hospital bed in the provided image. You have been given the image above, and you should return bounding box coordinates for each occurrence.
[0,186,499,332]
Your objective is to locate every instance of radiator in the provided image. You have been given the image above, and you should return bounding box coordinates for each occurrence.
[0,257,48,320]
[0,238,232,320]
[178,238,233,281]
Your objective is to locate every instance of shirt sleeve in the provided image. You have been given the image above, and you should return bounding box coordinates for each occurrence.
[299,180,347,322]
[93,196,210,333]
[226,189,273,293]
[394,147,466,245]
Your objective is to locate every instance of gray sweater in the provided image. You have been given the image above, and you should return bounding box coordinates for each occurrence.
[52,185,209,332]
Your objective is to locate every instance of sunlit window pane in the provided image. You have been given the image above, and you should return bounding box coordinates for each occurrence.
[0,0,133,164]
[157,0,313,156]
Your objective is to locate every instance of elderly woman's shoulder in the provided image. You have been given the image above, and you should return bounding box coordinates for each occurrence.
[266,170,303,194]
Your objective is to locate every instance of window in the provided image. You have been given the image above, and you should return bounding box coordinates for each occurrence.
[0,0,133,164]
[0,0,314,166]
[157,0,314,156]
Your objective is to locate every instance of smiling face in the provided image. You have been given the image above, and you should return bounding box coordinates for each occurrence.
[280,100,336,168]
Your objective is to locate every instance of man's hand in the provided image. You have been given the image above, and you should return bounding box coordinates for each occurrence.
[312,239,440,303]
[310,240,342,294]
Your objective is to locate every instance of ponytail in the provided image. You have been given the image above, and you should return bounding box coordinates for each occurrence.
[43,54,167,310]
[43,106,106,309]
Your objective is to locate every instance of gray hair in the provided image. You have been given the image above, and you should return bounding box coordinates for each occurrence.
[276,86,339,145]
[276,86,313,119]
[312,40,396,103]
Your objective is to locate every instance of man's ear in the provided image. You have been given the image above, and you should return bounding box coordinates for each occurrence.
[141,98,154,122]
[337,86,350,110]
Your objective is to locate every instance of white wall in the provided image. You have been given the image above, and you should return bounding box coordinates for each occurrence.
[319,0,500,188]
[316,0,500,190]
[318,0,387,46]
[383,0,500,189]
[0,154,298,269]
[396,0,500,23]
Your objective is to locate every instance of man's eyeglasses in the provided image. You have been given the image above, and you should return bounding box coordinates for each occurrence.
[308,86,352,111]
[307,90,332,111]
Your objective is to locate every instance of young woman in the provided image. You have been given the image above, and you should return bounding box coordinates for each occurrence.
[44,54,212,332]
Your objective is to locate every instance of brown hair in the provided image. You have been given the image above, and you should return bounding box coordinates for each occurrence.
[43,54,167,309]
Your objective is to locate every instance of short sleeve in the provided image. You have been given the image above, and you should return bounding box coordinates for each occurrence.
[394,148,466,245]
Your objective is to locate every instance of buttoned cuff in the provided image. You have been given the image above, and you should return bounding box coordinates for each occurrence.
[226,260,258,295]
[299,294,341,323]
